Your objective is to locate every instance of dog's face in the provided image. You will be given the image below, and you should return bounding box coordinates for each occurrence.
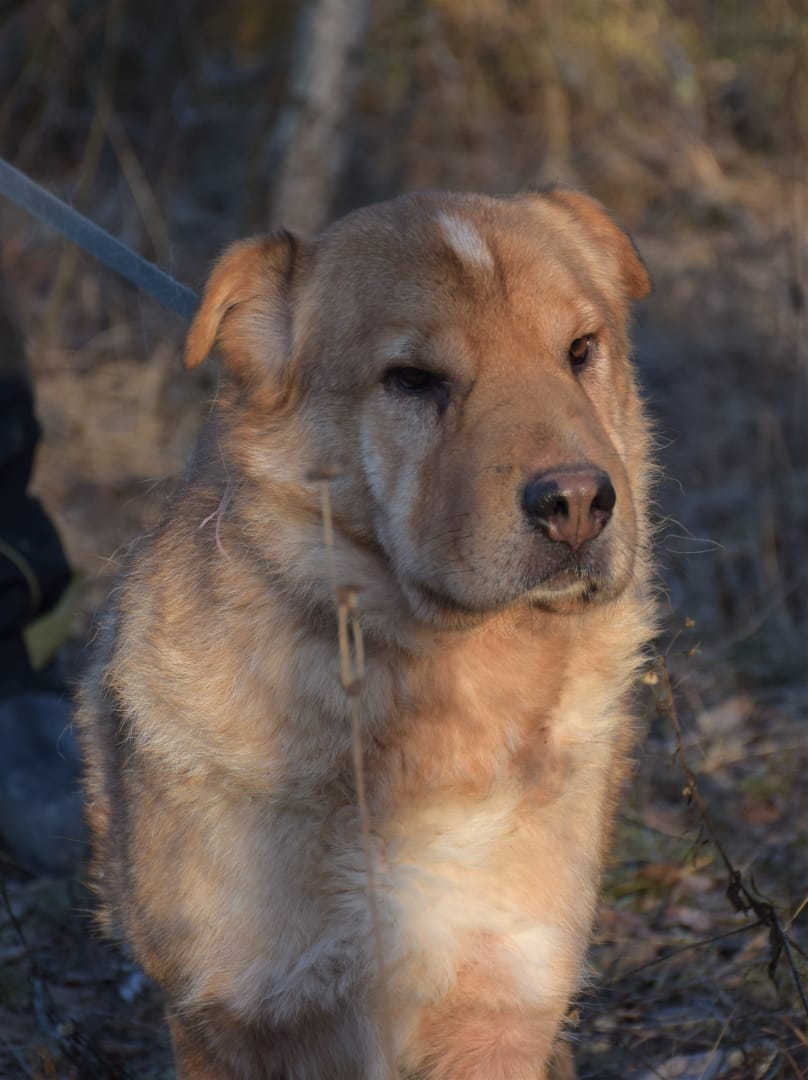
[186,191,651,624]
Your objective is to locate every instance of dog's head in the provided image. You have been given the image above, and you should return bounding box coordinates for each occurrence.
[186,190,652,626]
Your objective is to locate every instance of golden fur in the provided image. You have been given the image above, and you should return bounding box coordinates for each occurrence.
[78,189,654,1079]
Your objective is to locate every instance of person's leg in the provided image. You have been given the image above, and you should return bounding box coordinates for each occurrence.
[0,286,85,875]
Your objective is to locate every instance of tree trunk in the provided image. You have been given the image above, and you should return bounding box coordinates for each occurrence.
[268,0,370,235]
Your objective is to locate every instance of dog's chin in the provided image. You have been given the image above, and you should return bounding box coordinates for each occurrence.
[402,581,493,631]
[522,540,634,613]
[402,563,626,628]
[524,570,622,613]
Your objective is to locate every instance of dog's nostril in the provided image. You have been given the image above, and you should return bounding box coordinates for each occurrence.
[592,477,616,515]
[525,483,567,523]
[523,469,615,550]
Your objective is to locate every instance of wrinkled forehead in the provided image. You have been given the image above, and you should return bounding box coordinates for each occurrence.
[304,194,618,338]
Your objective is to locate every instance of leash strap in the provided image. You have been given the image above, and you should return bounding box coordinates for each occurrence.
[0,157,199,320]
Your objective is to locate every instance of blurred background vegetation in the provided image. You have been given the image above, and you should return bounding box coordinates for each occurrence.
[0,1,806,1077]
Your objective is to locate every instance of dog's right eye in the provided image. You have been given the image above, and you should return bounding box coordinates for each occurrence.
[383,366,450,412]
[385,366,439,392]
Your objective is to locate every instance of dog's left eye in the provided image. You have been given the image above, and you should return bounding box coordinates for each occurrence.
[384,366,450,412]
[569,335,596,372]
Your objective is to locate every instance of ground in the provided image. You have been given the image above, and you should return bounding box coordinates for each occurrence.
[0,2,806,1077]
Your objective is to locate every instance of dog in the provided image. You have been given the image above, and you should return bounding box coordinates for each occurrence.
[78,188,654,1079]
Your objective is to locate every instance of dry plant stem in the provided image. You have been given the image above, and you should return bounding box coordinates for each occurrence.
[36,0,124,360]
[655,654,808,1017]
[790,895,808,930]
[0,874,55,1034]
[607,921,763,986]
[103,107,170,262]
[337,599,353,692]
[317,479,396,1076]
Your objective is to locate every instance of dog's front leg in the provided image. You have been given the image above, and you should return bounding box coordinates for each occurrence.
[548,1037,577,1079]
[167,1003,392,1080]
[406,999,577,1080]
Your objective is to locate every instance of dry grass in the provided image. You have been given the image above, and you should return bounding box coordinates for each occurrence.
[0,1,806,1076]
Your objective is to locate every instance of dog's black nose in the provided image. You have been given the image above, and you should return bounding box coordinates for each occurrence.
[522,469,615,550]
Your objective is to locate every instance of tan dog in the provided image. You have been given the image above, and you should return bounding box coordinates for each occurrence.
[78,189,654,1079]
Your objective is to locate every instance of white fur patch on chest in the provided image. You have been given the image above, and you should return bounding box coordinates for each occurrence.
[369,791,585,1013]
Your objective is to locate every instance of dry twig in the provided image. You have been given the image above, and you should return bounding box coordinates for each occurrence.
[315,472,397,1077]
[650,650,808,1017]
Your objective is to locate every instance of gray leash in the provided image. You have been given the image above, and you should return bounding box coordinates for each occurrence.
[0,157,199,320]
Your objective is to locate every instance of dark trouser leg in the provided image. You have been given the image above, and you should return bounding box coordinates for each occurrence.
[0,290,82,875]
[0,296,71,694]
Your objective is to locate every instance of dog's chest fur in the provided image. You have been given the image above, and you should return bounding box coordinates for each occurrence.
[165,608,636,1046]
[370,624,629,1040]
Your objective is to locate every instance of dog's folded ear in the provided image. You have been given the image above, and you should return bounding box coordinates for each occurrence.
[185,230,304,379]
[536,188,652,301]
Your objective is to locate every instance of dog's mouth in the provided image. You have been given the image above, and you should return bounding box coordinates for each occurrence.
[524,565,610,608]
[403,545,622,625]
[524,561,619,612]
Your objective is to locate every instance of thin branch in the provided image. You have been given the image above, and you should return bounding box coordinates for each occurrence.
[606,921,764,986]
[652,652,808,1018]
[0,873,56,1032]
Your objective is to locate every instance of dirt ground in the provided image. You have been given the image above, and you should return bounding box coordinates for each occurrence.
[0,2,806,1077]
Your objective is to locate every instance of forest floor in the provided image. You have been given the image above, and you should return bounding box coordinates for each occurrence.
[0,4,807,1076]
